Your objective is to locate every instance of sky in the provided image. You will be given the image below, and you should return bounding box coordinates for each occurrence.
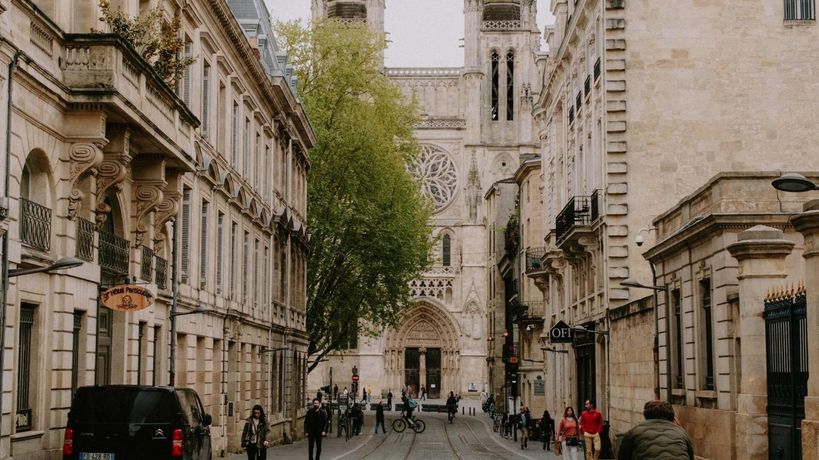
[264,0,555,67]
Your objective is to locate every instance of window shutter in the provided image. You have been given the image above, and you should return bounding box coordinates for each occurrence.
[199,200,209,287]
[216,212,224,293]
[183,43,192,106]
[202,64,210,137]
[181,187,191,283]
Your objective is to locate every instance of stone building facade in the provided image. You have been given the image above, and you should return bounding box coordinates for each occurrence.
[531,0,819,452]
[308,0,546,403]
[0,0,313,458]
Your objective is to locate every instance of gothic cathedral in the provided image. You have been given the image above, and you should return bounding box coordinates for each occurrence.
[309,0,543,399]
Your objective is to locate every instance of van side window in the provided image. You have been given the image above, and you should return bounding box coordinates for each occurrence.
[177,390,203,427]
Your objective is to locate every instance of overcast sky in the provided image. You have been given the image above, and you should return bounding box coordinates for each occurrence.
[264,0,554,67]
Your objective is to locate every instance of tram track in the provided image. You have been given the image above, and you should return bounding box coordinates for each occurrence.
[441,414,466,460]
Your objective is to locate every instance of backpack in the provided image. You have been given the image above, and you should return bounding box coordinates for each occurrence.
[407,399,418,410]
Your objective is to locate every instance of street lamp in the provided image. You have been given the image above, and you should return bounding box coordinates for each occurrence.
[168,306,208,318]
[8,256,84,277]
[621,278,669,400]
[772,173,819,193]
[572,325,609,336]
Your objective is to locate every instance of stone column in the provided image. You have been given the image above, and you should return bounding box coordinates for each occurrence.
[727,225,795,460]
[791,200,819,458]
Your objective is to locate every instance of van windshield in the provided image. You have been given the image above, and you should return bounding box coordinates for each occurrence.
[72,388,177,425]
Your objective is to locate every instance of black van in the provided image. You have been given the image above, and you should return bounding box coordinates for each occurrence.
[63,385,213,460]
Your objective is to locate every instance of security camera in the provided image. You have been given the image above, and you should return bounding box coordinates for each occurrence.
[525,324,534,332]
[635,234,645,247]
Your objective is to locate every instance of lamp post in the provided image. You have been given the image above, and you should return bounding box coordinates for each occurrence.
[621,277,669,400]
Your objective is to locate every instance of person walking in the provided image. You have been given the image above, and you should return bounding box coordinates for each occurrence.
[323,403,333,434]
[558,406,581,460]
[375,401,387,433]
[541,409,555,451]
[420,385,426,401]
[446,391,458,423]
[343,387,349,397]
[337,408,349,438]
[333,384,339,400]
[518,406,532,449]
[241,405,270,460]
[362,388,367,404]
[580,400,603,460]
[304,398,327,460]
[618,400,694,459]
[387,390,393,410]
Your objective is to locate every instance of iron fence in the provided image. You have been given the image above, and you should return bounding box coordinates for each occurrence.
[555,195,592,242]
[20,198,51,252]
[525,247,546,273]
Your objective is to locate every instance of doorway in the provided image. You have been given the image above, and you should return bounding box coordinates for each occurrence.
[426,348,441,398]
[404,348,419,397]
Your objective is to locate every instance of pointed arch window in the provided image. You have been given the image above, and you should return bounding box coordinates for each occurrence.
[491,52,500,121]
[506,50,515,120]
[442,234,451,267]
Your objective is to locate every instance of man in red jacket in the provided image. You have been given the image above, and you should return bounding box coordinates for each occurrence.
[579,400,603,460]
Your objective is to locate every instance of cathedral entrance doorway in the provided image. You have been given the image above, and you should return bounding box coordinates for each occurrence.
[386,302,460,398]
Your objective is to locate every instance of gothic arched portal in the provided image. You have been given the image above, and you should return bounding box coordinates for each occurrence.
[384,302,460,398]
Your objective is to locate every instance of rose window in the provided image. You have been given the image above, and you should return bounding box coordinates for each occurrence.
[408,145,458,212]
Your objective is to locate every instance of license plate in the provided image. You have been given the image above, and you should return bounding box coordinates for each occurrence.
[80,453,115,460]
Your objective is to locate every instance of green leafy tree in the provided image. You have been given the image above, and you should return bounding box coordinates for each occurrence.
[278,19,433,372]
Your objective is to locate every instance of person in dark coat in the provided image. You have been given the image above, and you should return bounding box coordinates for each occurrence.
[541,409,555,451]
[387,390,393,410]
[618,400,694,460]
[375,401,387,433]
[304,399,327,460]
[241,405,270,460]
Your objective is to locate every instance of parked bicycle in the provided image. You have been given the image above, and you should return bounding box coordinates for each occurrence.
[392,411,426,433]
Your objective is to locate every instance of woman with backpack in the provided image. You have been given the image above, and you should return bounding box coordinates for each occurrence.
[241,405,270,460]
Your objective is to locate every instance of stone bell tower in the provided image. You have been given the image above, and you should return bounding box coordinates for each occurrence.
[312,0,385,35]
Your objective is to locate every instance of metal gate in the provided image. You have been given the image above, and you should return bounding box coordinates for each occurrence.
[426,348,441,399]
[764,286,808,460]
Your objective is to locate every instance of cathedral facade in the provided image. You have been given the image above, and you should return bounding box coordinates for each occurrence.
[308,0,545,400]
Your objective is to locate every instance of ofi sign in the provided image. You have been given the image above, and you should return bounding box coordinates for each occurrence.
[549,320,573,344]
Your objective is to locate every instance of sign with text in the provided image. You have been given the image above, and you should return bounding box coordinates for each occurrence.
[549,320,573,344]
[100,285,155,312]
[534,376,545,396]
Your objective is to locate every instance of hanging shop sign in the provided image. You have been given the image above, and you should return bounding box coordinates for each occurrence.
[549,320,573,344]
[101,285,154,312]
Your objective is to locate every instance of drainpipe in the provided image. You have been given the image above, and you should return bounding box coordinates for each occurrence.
[169,218,178,386]
[0,48,23,447]
[649,261,662,400]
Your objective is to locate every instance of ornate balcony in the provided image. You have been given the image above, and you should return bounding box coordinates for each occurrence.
[98,230,130,275]
[141,246,154,282]
[19,198,51,252]
[155,255,168,291]
[554,190,602,248]
[525,247,546,274]
[76,217,95,262]
[62,34,198,169]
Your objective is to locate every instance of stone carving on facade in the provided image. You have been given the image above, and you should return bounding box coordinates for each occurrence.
[408,144,458,213]
[154,173,182,245]
[133,179,166,247]
[493,152,514,176]
[95,143,132,226]
[463,281,483,340]
[416,118,467,130]
[66,142,104,220]
[465,152,481,223]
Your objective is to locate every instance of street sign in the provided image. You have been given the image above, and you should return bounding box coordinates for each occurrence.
[549,320,573,343]
[352,375,360,382]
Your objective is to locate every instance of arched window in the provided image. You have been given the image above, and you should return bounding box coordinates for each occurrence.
[442,234,451,267]
[491,52,500,121]
[506,50,515,120]
[19,152,52,252]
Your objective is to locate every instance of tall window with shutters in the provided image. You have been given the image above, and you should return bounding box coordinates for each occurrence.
[71,312,83,398]
[181,41,192,106]
[232,102,240,166]
[700,278,715,390]
[264,144,271,199]
[230,222,238,299]
[254,238,260,308]
[202,62,211,139]
[243,231,249,303]
[180,187,192,284]
[255,133,261,189]
[785,0,815,19]
[244,118,251,177]
[264,245,270,308]
[672,288,684,388]
[216,211,224,293]
[199,199,209,287]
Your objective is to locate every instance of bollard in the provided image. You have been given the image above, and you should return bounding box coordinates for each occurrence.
[462,406,465,415]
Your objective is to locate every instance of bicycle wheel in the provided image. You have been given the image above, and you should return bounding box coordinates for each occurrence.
[411,419,426,433]
[392,418,407,433]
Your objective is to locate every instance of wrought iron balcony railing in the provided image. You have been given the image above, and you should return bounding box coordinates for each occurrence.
[141,246,154,282]
[76,217,95,262]
[525,247,546,273]
[20,198,51,252]
[155,255,168,290]
[555,191,601,243]
[98,230,130,275]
